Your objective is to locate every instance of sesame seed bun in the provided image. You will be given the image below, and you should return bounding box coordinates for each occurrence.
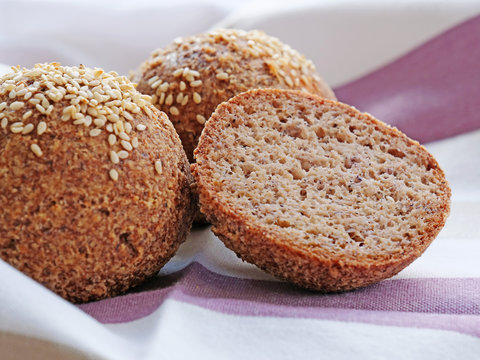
[133,29,336,163]
[0,63,195,303]
[192,89,451,292]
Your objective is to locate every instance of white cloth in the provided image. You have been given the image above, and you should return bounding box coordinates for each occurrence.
[1,1,479,359]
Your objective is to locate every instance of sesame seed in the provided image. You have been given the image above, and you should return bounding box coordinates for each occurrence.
[165,94,173,106]
[185,74,194,82]
[30,143,43,157]
[83,115,92,127]
[181,95,189,106]
[193,92,202,104]
[37,121,47,135]
[118,131,130,141]
[285,76,294,87]
[22,110,33,120]
[147,75,159,85]
[179,81,186,91]
[24,92,32,100]
[0,102,6,111]
[121,140,132,151]
[132,137,139,148]
[89,128,101,137]
[170,106,179,116]
[117,150,129,159]
[155,160,162,174]
[110,151,119,164]
[107,114,119,123]
[106,123,114,132]
[215,72,229,80]
[191,70,200,77]
[158,92,165,105]
[190,80,202,87]
[94,117,106,127]
[1,118,8,129]
[196,114,206,124]
[22,123,34,135]
[9,90,16,99]
[176,93,184,104]
[159,82,169,92]
[123,111,133,121]
[108,134,117,145]
[173,69,183,77]
[151,79,162,89]
[10,101,24,110]
[109,169,119,181]
[136,124,146,131]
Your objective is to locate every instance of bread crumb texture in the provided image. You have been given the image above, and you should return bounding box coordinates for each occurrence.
[133,29,336,162]
[0,63,195,303]
[192,89,451,292]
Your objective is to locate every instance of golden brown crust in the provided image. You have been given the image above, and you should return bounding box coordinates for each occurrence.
[192,89,451,292]
[0,64,195,303]
[133,29,336,163]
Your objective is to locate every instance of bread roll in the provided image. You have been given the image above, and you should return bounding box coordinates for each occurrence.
[192,89,451,292]
[0,63,195,303]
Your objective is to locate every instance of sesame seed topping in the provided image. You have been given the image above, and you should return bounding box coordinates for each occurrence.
[132,137,139,148]
[158,92,165,105]
[155,160,162,174]
[94,117,106,127]
[30,143,43,157]
[117,150,129,159]
[109,169,119,181]
[215,72,229,80]
[110,150,120,164]
[170,106,180,116]
[1,63,154,181]
[108,134,117,145]
[89,128,101,137]
[118,131,130,141]
[181,95,189,106]
[179,81,186,91]
[176,93,184,104]
[196,114,206,124]
[173,69,183,77]
[37,121,47,135]
[22,123,34,135]
[121,140,133,151]
[22,110,33,120]
[165,94,173,106]
[190,80,202,87]
[159,82,169,92]
[10,101,24,110]
[193,92,202,104]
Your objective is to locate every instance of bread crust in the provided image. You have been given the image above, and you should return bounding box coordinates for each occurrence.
[0,65,195,303]
[192,89,451,292]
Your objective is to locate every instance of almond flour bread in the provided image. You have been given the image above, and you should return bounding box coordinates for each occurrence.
[133,29,336,163]
[192,89,451,292]
[0,63,195,303]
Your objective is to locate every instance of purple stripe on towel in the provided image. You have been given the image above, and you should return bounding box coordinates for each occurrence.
[79,262,480,337]
[334,14,480,143]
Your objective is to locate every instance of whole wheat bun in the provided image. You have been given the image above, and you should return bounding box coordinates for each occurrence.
[192,89,451,292]
[0,63,195,303]
[133,29,336,163]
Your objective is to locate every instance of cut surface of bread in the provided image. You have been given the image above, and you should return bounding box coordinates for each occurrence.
[192,89,451,291]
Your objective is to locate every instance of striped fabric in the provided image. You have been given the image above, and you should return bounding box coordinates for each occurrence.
[0,2,479,359]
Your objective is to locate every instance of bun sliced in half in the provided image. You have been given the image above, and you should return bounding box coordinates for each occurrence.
[192,89,451,292]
